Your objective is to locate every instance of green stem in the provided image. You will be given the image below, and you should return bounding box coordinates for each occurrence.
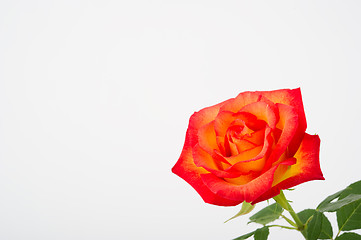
[268,224,298,230]
[281,214,297,227]
[274,190,307,239]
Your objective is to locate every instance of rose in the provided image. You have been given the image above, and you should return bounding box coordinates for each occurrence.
[172,88,324,206]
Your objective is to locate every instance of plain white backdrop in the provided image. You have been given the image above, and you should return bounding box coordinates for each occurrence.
[1,1,361,239]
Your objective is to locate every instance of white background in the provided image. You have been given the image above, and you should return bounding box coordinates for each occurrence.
[1,1,361,239]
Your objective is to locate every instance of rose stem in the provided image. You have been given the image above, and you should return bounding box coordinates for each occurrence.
[273,190,307,239]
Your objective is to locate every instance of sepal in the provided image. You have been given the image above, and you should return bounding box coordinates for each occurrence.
[225,201,255,223]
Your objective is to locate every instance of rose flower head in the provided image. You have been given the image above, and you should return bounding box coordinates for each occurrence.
[172,88,324,206]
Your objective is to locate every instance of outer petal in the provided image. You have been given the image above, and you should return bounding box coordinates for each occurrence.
[220,91,261,113]
[273,133,324,186]
[253,133,324,203]
[261,88,307,155]
[262,103,299,170]
[172,144,242,206]
[200,158,296,203]
[172,98,241,206]
[186,98,233,148]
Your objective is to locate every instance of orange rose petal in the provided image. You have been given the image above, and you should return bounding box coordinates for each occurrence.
[271,155,293,185]
[244,129,265,145]
[200,158,296,203]
[243,119,266,132]
[229,126,272,164]
[220,88,306,155]
[231,154,267,174]
[220,91,262,113]
[273,133,324,186]
[252,134,324,204]
[239,101,277,129]
[197,121,219,154]
[211,127,272,176]
[172,98,244,206]
[213,111,265,156]
[226,145,263,165]
[192,144,236,177]
[224,171,260,185]
[263,103,299,169]
[216,136,226,155]
[230,112,260,127]
[257,94,279,120]
[214,111,256,137]
[223,134,232,157]
[233,138,257,152]
[187,98,233,147]
[210,151,257,178]
[272,128,282,145]
[261,88,305,117]
[193,144,223,170]
[261,88,307,155]
[213,111,236,137]
[220,88,305,128]
[228,140,239,156]
[228,119,247,132]
[172,145,242,206]
[193,145,243,178]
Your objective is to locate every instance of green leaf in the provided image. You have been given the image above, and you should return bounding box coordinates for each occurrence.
[335,232,361,240]
[254,227,269,240]
[341,180,361,196]
[337,200,361,231]
[318,194,361,212]
[298,209,333,239]
[249,203,283,225]
[232,231,255,240]
[337,180,361,231]
[225,201,255,223]
[318,216,333,240]
[306,211,322,240]
[298,209,315,222]
[317,190,344,210]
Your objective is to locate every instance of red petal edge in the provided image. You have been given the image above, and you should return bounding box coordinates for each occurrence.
[200,158,297,203]
[172,98,242,206]
[253,133,324,204]
[172,145,242,206]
